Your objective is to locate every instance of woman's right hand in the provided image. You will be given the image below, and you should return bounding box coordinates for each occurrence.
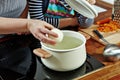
[59,17,79,29]
[27,19,58,45]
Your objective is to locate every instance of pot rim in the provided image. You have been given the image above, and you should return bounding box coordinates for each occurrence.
[41,30,86,52]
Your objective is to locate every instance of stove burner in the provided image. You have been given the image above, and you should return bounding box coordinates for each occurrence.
[0,54,104,80]
[35,54,104,80]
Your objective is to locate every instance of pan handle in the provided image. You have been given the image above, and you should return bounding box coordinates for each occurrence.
[33,48,52,59]
[93,30,104,39]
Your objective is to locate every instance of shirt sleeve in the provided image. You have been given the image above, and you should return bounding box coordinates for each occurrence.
[28,0,59,28]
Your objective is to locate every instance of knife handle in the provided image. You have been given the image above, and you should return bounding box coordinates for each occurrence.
[93,30,103,39]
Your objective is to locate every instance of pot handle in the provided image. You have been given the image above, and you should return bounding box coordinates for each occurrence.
[33,48,52,58]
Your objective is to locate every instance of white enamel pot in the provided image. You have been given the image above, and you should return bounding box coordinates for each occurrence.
[34,30,87,71]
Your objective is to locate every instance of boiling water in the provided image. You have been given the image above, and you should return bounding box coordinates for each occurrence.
[45,36,83,50]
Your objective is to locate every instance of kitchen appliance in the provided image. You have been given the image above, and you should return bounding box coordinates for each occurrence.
[112,0,120,25]
[35,54,104,80]
[65,0,98,18]
[0,54,104,80]
[34,30,87,71]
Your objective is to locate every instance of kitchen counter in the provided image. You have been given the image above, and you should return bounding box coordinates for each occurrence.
[36,1,120,79]
[75,61,120,80]
[74,37,120,80]
[75,39,120,80]
[74,1,120,80]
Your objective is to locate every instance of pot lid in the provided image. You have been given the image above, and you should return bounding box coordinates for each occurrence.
[65,0,98,18]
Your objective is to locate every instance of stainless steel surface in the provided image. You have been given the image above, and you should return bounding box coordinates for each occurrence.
[104,44,120,56]
[112,0,120,25]
[93,30,120,61]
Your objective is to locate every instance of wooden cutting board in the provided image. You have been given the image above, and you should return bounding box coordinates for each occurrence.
[74,61,120,80]
[79,25,120,45]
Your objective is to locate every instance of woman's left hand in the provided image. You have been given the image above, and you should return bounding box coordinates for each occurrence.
[27,19,58,45]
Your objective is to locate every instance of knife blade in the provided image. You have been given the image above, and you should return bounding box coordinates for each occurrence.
[93,30,109,44]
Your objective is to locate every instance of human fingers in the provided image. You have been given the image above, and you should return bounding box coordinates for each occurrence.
[42,21,55,30]
[37,21,58,37]
[34,32,56,45]
[39,27,58,38]
[27,20,57,45]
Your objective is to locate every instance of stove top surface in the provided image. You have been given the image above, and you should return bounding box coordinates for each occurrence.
[0,54,104,80]
[35,54,104,80]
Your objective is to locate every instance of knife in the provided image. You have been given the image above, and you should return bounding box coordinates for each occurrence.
[93,30,109,44]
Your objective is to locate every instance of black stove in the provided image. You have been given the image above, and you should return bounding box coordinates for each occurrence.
[0,54,104,80]
[34,54,104,80]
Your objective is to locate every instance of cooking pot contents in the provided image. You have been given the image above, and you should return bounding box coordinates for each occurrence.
[93,30,120,62]
[44,35,83,50]
[49,28,64,43]
[40,30,87,71]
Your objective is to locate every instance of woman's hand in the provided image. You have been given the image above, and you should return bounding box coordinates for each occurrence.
[59,17,79,29]
[0,17,57,45]
[27,19,58,45]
